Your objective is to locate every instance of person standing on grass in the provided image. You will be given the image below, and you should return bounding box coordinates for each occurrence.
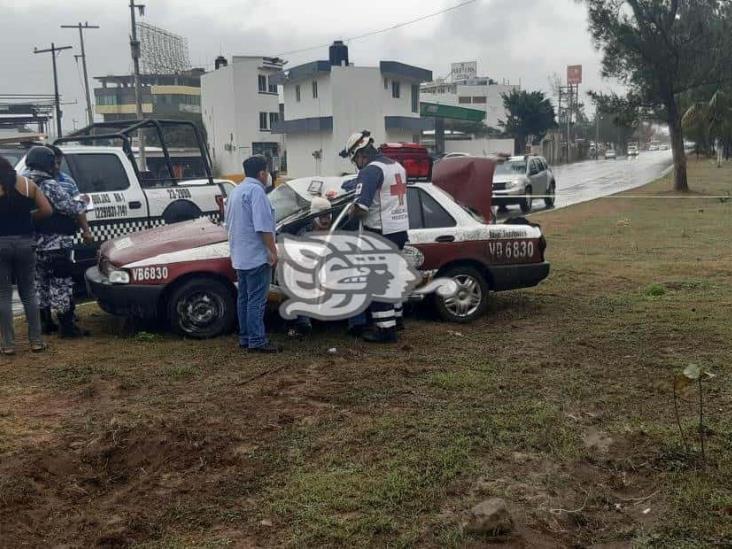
[23,146,89,339]
[0,155,52,355]
[225,155,281,354]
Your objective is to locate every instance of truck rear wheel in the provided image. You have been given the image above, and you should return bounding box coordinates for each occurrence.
[434,265,489,323]
[167,278,235,339]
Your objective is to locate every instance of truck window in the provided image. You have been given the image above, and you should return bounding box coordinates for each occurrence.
[65,154,130,194]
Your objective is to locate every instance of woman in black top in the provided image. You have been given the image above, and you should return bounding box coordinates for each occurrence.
[0,154,52,354]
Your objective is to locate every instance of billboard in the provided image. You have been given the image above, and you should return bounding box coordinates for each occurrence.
[451,61,478,81]
[137,22,191,74]
[567,65,583,85]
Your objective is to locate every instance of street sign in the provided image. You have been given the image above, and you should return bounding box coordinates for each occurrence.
[567,65,583,85]
[451,61,477,81]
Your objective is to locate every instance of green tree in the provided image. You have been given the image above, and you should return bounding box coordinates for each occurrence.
[499,89,557,155]
[682,89,732,164]
[590,91,642,151]
[581,0,732,191]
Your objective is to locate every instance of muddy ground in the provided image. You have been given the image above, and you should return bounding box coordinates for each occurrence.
[0,159,730,547]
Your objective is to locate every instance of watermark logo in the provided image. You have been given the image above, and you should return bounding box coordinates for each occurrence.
[276,231,457,321]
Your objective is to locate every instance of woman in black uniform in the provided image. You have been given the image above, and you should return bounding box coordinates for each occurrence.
[0,155,52,354]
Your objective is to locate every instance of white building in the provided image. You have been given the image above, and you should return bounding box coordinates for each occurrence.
[201,55,284,177]
[272,42,433,177]
[421,75,518,130]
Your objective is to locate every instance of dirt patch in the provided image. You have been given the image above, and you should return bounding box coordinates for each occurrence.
[0,159,730,546]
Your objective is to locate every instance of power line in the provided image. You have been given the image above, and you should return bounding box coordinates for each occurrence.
[277,0,479,57]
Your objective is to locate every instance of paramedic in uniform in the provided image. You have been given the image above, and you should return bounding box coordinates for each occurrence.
[340,130,408,343]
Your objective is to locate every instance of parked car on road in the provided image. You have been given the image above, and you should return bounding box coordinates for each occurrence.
[87,169,550,338]
[604,148,617,160]
[491,155,556,213]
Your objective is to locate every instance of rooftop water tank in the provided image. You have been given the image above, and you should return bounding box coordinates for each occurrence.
[329,41,349,67]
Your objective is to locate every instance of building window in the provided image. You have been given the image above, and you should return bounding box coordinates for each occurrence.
[392,81,400,99]
[458,96,472,104]
[411,84,419,113]
[312,81,318,99]
[258,74,267,93]
[269,112,279,129]
[384,77,389,90]
[472,96,487,104]
[268,77,277,94]
[295,84,301,102]
[259,112,268,131]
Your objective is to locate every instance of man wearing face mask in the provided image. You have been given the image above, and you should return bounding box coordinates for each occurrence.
[225,155,281,353]
[339,130,409,343]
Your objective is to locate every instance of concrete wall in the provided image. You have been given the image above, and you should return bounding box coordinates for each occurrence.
[201,56,283,176]
[283,72,333,121]
[444,138,515,157]
[201,64,237,175]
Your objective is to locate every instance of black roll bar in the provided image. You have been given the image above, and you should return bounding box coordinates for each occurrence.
[54,118,215,186]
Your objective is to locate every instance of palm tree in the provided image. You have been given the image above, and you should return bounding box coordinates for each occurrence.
[682,90,732,166]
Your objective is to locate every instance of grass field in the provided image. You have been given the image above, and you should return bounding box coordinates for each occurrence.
[0,158,730,547]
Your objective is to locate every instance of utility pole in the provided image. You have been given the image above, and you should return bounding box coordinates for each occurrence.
[34,43,73,139]
[61,22,100,127]
[595,112,601,159]
[566,84,572,164]
[129,0,146,168]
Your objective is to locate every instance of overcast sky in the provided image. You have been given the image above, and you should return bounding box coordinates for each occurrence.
[2,0,618,133]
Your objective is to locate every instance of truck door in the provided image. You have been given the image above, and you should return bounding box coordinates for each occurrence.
[63,151,149,270]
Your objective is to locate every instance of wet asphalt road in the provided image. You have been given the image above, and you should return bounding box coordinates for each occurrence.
[12,151,673,316]
[498,149,674,217]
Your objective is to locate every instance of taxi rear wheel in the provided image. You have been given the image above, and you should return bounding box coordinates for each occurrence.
[434,265,489,323]
[167,278,235,339]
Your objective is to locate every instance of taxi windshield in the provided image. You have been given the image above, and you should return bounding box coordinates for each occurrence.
[268,184,310,222]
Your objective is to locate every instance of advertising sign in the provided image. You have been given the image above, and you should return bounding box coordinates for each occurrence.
[451,61,478,81]
[567,65,583,85]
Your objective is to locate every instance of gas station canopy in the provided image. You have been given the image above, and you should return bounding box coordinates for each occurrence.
[420,102,486,122]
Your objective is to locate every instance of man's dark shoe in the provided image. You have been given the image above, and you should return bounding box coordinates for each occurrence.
[248,343,283,354]
[40,308,58,335]
[362,327,398,343]
[347,324,367,337]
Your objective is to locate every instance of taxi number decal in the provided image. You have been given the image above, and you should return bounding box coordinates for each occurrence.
[95,205,128,220]
[487,240,534,260]
[132,266,169,282]
[167,188,192,200]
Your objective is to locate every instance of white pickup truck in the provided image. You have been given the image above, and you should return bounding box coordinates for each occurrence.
[16,119,234,276]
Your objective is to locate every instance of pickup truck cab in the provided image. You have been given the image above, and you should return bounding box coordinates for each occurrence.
[16,119,233,276]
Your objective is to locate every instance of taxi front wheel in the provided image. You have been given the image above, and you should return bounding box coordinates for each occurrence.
[167,278,235,339]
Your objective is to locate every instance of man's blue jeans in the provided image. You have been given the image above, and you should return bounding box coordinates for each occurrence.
[237,263,271,348]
